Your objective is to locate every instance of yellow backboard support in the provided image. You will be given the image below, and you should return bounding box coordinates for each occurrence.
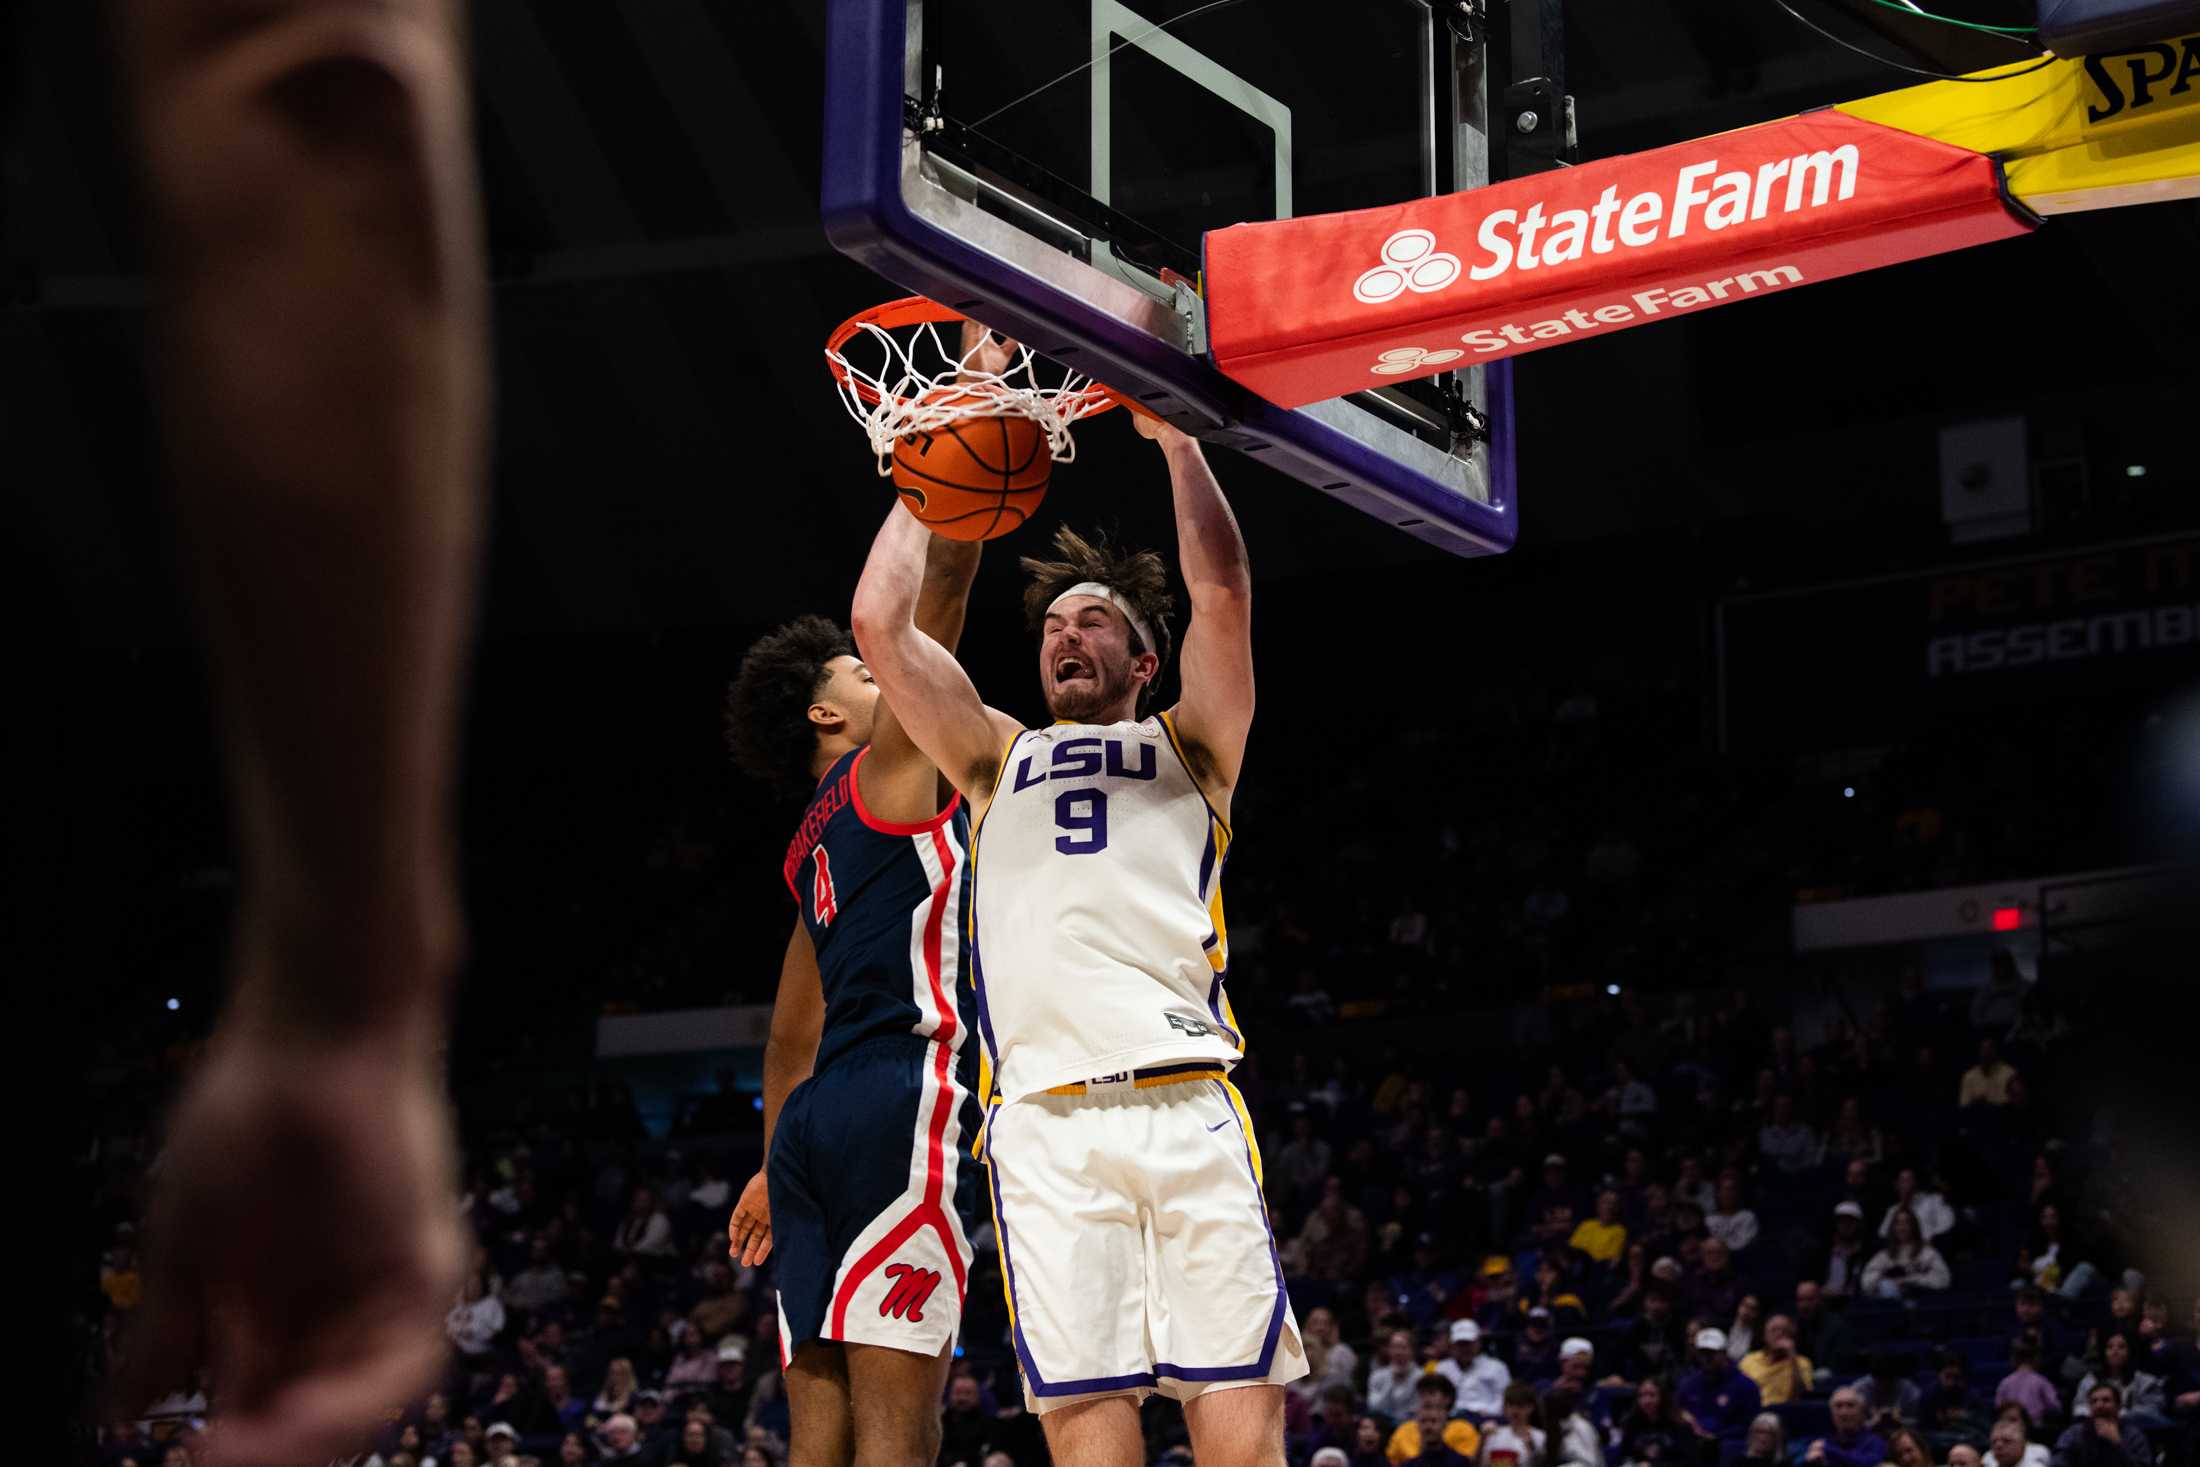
[1836,33,2199,215]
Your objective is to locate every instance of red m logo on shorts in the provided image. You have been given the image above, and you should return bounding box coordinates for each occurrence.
[880,1262,942,1322]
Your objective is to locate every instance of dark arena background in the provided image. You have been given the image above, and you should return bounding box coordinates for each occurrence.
[11,2,2200,1465]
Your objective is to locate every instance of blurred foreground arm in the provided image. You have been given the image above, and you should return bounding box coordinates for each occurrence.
[111,0,489,1461]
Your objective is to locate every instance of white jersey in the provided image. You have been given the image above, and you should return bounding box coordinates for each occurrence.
[969,713,1242,1104]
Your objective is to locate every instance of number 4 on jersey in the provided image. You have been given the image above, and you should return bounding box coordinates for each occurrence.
[812,846,839,926]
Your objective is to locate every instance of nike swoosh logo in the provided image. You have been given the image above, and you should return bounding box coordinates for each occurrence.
[1207,1119,1232,1132]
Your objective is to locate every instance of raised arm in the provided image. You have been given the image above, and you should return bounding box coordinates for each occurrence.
[727,920,824,1267]
[850,505,1022,800]
[1143,418,1254,798]
[858,526,982,820]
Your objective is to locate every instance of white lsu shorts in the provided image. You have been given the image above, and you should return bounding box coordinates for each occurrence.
[981,1071,1306,1413]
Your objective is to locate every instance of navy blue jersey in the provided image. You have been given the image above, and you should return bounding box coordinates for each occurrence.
[781,746,977,1079]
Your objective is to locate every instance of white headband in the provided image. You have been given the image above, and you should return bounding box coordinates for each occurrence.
[1048,581,1155,656]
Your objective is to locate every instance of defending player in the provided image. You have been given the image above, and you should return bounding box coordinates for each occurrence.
[722,339,999,1467]
[850,412,1302,1467]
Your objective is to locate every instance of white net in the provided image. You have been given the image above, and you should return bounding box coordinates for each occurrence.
[826,314,1117,473]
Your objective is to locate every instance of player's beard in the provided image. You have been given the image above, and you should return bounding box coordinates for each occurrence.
[1045,652,1132,724]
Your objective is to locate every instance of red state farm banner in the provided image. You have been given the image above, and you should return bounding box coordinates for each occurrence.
[1203,110,2034,409]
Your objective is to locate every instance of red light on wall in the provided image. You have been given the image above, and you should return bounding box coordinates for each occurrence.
[1991,906,2022,931]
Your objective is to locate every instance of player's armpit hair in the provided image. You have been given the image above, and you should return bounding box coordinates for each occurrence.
[725,614,854,796]
[1019,524,1177,672]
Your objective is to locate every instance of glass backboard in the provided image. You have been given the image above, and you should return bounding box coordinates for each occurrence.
[823,0,1534,555]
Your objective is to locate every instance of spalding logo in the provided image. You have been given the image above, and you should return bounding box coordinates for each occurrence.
[2084,36,2199,123]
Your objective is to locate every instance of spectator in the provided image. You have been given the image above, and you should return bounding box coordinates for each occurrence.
[1949,1447,1984,1467]
[631,1391,672,1450]
[665,1333,722,1391]
[1368,1328,1426,1424]
[1569,1191,1627,1267]
[1687,1239,1745,1325]
[614,1188,676,1259]
[1862,1209,1952,1299]
[593,1358,640,1422]
[485,1423,521,1464]
[1611,1062,1658,1121]
[1999,1338,2065,1432]
[1527,1155,1582,1247]
[1824,1096,1883,1167]
[1882,1426,1934,1467]
[1388,1375,1482,1466]
[1802,1387,1888,1467]
[1611,1376,1693,1466]
[1302,1307,1362,1401]
[1791,1280,1859,1379]
[2072,1333,2167,1425]
[2015,1204,2099,1302]
[2013,1286,2081,1380]
[1540,1386,1602,1467]
[2049,1382,2152,1467]
[1851,1352,1925,1430]
[1677,1329,1762,1445]
[1825,1203,1871,1299]
[701,1340,752,1429]
[1476,1382,1546,1467]
[1961,1039,2020,1108]
[1705,1175,1760,1254]
[1601,1241,1651,1319]
[938,1374,990,1467]
[557,1433,588,1466]
[1724,1295,1762,1362]
[1757,1096,1822,1176]
[529,1365,587,1436]
[1609,1287,1686,1385]
[1739,1314,1814,1405]
[1922,1351,1987,1437]
[1438,1320,1514,1420]
[506,1236,571,1317]
[1990,1408,2052,1467]
[1296,1176,1373,1285]
[1673,1157,1715,1217]
[1512,1307,1564,1385]
[595,1413,643,1462]
[688,1157,732,1216]
[1878,1167,1956,1246]
[671,1416,724,1467]
[1279,1109,1335,1203]
[1519,1256,1589,1334]
[448,1272,508,1360]
[1739,1412,1786,1466]
[1352,1416,1395,1467]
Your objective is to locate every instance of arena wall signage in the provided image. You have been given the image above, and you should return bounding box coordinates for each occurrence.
[1717,535,2199,753]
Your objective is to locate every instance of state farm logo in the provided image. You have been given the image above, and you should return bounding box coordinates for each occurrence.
[1353,229,1461,304]
[1370,345,1463,375]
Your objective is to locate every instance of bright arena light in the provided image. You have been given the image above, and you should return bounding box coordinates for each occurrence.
[166,998,180,1011]
[2126,464,2147,477]
[1607,984,1622,996]
[1843,786,1855,798]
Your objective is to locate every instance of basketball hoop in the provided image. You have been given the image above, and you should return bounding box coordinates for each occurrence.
[824,296,1122,473]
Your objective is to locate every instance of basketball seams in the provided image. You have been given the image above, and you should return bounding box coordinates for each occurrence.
[888,407,1047,542]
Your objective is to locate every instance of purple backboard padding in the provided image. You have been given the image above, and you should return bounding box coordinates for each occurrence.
[820,0,1517,556]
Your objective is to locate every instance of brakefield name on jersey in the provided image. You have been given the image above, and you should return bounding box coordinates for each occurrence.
[783,764,853,890]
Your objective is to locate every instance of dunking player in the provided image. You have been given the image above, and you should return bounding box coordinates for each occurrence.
[722,338,1000,1467]
[851,412,1302,1467]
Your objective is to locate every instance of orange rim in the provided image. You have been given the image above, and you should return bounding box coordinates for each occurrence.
[824,295,1124,418]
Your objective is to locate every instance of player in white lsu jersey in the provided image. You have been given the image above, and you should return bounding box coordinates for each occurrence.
[851,399,1301,1467]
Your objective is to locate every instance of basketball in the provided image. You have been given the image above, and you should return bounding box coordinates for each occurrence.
[890,409,1050,542]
